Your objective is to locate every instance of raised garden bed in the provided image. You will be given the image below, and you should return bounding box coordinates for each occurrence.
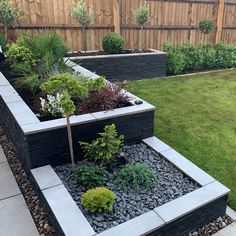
[31,136,230,236]
[0,62,155,170]
[69,49,167,81]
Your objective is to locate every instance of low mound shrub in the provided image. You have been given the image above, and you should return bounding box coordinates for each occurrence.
[81,187,116,213]
[75,165,107,189]
[102,32,125,54]
[115,163,156,192]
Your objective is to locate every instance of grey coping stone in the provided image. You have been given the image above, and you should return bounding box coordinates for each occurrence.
[226,206,236,221]
[160,148,215,186]
[21,113,96,135]
[0,194,38,236]
[43,184,95,236]
[143,136,171,153]
[31,165,62,190]
[0,72,10,86]
[154,181,230,224]
[214,222,236,236]
[0,162,21,200]
[92,103,155,121]
[69,49,166,60]
[0,146,7,163]
[72,64,100,80]
[97,210,165,236]
[0,85,22,103]
[7,101,40,126]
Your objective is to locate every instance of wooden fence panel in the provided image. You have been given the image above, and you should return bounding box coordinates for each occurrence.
[2,0,235,51]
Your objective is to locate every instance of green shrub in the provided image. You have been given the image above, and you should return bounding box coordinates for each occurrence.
[115,163,156,192]
[179,44,204,72]
[199,19,215,34]
[80,124,124,164]
[75,165,107,189]
[81,187,116,213]
[0,31,6,52]
[102,32,125,54]
[198,43,216,69]
[164,42,236,75]
[214,43,236,69]
[6,43,37,69]
[164,42,185,75]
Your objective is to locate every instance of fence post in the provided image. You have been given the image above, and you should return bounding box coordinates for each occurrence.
[113,0,120,34]
[215,0,225,43]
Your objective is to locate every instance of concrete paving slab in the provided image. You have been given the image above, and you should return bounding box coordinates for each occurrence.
[43,184,95,236]
[160,148,215,186]
[227,206,236,221]
[0,194,38,236]
[214,222,236,236]
[31,165,62,190]
[97,211,165,236]
[0,162,21,200]
[0,146,6,163]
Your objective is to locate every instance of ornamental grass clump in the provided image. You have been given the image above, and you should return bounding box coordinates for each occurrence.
[71,0,94,52]
[40,73,105,170]
[0,0,18,42]
[80,124,124,164]
[81,187,116,213]
[115,163,156,192]
[132,2,150,50]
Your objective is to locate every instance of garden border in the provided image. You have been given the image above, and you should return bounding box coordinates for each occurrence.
[31,136,230,236]
[0,62,155,170]
[68,49,167,81]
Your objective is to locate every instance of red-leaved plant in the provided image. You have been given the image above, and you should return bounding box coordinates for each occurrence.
[77,82,131,114]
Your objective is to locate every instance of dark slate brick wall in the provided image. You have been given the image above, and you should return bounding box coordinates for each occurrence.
[0,96,31,170]
[73,53,167,81]
[27,110,154,168]
[148,195,228,236]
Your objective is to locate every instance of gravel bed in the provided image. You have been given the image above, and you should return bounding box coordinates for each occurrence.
[0,125,55,236]
[54,143,200,233]
[189,215,233,235]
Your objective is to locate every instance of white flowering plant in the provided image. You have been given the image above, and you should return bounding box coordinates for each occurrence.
[40,93,64,118]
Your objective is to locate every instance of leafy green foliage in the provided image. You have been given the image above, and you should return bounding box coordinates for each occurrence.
[80,124,124,164]
[132,3,150,26]
[6,43,37,69]
[71,0,94,27]
[75,165,107,189]
[40,73,105,115]
[6,32,70,94]
[102,32,125,54]
[115,163,156,192]
[164,42,185,75]
[0,31,7,52]
[18,32,69,75]
[0,0,18,41]
[164,42,236,75]
[81,187,116,213]
[199,19,215,34]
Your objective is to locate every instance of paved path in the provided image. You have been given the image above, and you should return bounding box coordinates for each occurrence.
[0,146,39,236]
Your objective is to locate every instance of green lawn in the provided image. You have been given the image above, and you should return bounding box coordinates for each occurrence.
[127,70,236,209]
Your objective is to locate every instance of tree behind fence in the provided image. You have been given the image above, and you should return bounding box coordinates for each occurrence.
[4,0,236,51]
